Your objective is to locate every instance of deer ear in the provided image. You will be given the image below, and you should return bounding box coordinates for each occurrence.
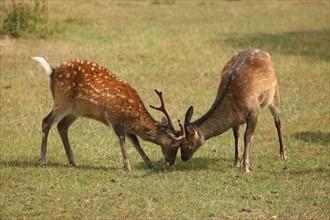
[185,106,194,125]
[187,125,197,137]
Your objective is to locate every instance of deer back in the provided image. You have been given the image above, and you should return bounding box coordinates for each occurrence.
[193,48,277,128]
[50,59,147,127]
[217,48,277,112]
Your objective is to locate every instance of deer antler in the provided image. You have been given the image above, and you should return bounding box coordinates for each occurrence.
[150,89,176,133]
[168,119,186,147]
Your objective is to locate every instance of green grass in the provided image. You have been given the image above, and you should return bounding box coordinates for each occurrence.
[1,1,329,219]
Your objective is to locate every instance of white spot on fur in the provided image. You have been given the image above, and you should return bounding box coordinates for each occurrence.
[117,94,127,99]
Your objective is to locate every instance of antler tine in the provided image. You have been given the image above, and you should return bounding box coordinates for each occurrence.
[149,89,176,133]
[169,119,186,146]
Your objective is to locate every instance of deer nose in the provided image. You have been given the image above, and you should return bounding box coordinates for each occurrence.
[181,153,192,161]
[166,161,175,166]
[181,156,189,161]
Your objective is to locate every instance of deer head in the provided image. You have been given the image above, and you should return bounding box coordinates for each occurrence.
[150,89,183,165]
[180,106,205,161]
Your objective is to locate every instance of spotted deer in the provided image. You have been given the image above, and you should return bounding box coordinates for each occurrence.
[179,48,287,172]
[32,57,182,171]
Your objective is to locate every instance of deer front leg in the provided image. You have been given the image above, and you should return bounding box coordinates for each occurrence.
[242,112,259,173]
[113,124,131,171]
[57,115,78,167]
[127,134,155,169]
[232,125,240,167]
[119,137,131,171]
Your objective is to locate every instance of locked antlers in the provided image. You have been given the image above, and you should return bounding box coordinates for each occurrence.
[150,89,176,133]
[150,89,186,145]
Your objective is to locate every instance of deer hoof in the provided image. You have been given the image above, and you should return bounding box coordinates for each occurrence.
[39,159,47,166]
[124,164,132,172]
[234,160,241,167]
[70,162,78,168]
[243,165,251,173]
[147,163,155,170]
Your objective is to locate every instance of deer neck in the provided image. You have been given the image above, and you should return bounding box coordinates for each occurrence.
[132,108,169,146]
[193,99,234,140]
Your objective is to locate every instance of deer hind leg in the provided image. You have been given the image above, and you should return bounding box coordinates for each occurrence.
[242,111,259,173]
[232,125,241,167]
[113,124,131,171]
[57,115,78,167]
[127,134,155,170]
[40,108,69,166]
[269,104,286,160]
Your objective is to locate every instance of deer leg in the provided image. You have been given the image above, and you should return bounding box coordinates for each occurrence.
[242,112,259,173]
[127,134,155,169]
[269,105,287,160]
[57,115,78,167]
[40,112,53,165]
[113,124,131,171]
[232,125,240,167]
[40,109,67,166]
[274,116,286,160]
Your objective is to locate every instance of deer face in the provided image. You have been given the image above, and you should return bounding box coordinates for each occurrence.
[161,143,179,166]
[157,120,182,166]
[180,106,205,161]
[180,124,204,161]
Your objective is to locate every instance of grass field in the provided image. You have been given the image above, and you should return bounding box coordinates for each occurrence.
[1,1,329,219]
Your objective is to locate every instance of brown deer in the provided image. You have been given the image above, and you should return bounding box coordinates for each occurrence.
[179,48,287,172]
[32,57,182,171]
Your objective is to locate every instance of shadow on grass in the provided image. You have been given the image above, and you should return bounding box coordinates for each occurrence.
[223,30,330,61]
[0,160,118,171]
[293,131,330,146]
[0,155,231,173]
[287,166,329,176]
[135,156,230,173]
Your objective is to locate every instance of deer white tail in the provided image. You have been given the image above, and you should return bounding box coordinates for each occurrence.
[32,57,53,76]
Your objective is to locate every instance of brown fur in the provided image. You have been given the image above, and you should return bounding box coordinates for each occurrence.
[34,58,180,170]
[180,49,286,172]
